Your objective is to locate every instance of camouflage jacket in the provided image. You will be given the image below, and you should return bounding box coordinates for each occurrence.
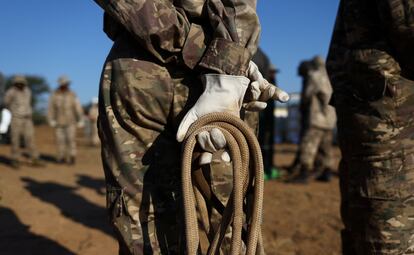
[93,0,260,75]
[327,0,414,106]
[48,89,83,126]
[304,68,336,130]
[4,86,32,118]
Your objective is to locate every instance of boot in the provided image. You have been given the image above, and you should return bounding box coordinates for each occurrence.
[316,168,332,182]
[287,165,309,184]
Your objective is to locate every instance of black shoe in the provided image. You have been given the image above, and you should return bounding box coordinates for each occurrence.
[56,158,65,164]
[286,166,309,184]
[316,169,332,182]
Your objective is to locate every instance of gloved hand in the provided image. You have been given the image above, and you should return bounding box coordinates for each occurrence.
[244,61,290,111]
[176,74,250,142]
[176,74,249,165]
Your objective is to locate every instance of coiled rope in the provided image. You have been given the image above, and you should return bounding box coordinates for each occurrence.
[182,112,264,254]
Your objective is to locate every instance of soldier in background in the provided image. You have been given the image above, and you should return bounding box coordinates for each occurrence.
[4,75,41,168]
[48,76,83,165]
[288,56,336,183]
[327,0,414,254]
[88,97,99,146]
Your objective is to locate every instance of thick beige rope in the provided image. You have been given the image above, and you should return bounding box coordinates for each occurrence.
[181,112,264,255]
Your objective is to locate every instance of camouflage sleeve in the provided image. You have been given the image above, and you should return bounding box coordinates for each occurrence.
[74,95,84,122]
[196,0,261,75]
[326,0,403,103]
[376,0,414,74]
[94,0,190,63]
[94,0,260,76]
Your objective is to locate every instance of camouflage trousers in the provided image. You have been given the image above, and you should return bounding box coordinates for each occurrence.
[10,117,38,160]
[298,127,335,171]
[98,45,258,255]
[55,125,76,161]
[336,75,414,255]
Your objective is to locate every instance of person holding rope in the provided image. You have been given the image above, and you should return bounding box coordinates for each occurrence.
[93,0,289,254]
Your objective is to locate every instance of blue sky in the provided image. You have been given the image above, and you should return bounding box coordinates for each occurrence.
[0,1,339,104]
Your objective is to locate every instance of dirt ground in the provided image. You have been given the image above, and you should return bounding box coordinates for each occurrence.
[0,126,342,255]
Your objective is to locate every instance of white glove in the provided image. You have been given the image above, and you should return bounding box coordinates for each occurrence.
[244,61,290,111]
[176,74,250,142]
[49,120,57,128]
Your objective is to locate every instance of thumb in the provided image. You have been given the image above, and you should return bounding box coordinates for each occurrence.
[177,109,198,142]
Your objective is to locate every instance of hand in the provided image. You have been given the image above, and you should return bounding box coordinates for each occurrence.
[176,74,249,142]
[244,61,290,111]
[197,128,231,165]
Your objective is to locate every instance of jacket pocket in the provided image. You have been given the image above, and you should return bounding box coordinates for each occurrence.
[351,154,414,201]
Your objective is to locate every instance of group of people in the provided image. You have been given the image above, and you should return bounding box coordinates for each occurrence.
[1,75,99,168]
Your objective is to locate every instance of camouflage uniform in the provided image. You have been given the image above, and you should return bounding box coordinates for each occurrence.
[327,0,414,254]
[94,0,260,254]
[47,81,83,163]
[290,59,336,181]
[298,59,336,173]
[4,76,39,162]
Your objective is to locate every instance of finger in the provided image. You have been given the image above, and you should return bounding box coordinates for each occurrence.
[200,152,213,165]
[196,131,217,153]
[258,84,276,102]
[249,81,261,100]
[221,151,231,162]
[243,101,267,111]
[210,128,226,149]
[176,110,198,142]
[272,87,290,102]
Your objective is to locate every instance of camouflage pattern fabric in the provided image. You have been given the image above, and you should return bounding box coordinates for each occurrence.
[4,85,32,119]
[4,85,38,160]
[327,0,414,254]
[98,45,259,254]
[298,128,335,171]
[10,117,38,161]
[48,89,83,161]
[48,89,83,127]
[55,125,76,162]
[94,0,261,253]
[94,0,260,76]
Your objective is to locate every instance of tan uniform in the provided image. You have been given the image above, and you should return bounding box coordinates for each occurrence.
[4,86,38,160]
[88,104,99,146]
[48,89,83,161]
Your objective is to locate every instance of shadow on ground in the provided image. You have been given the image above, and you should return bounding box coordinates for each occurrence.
[0,206,76,255]
[21,177,115,238]
[76,174,106,195]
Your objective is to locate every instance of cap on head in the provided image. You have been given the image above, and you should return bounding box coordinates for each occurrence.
[12,75,28,86]
[58,75,71,86]
[312,56,325,68]
[269,63,279,73]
